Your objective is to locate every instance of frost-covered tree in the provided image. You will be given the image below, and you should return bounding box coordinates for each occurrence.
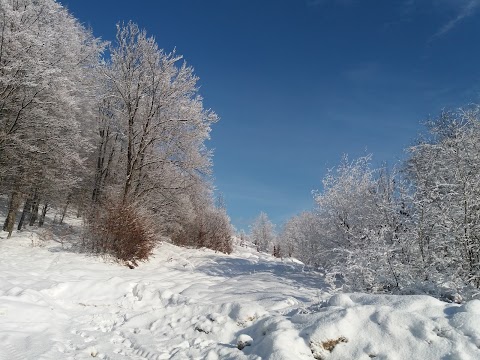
[0,0,103,236]
[85,22,223,258]
[250,212,276,253]
[278,155,412,291]
[280,211,321,263]
[238,229,249,247]
[405,108,480,289]
[87,22,219,243]
[94,22,217,208]
[0,2,228,262]
[278,107,480,298]
[313,155,413,291]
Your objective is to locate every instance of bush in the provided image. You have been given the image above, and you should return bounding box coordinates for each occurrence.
[86,201,156,265]
[172,208,233,254]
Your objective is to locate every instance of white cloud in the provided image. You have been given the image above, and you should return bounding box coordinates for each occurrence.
[433,0,480,37]
[309,0,480,37]
[405,0,480,38]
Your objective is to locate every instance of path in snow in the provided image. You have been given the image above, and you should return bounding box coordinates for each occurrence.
[0,228,323,360]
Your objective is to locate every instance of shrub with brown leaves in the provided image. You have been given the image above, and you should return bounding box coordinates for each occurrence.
[87,201,157,266]
[172,208,233,254]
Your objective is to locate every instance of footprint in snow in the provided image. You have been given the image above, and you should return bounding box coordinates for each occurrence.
[115,332,161,360]
[0,343,27,360]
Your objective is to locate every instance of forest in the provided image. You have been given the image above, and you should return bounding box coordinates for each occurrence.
[1,0,479,301]
[0,0,232,265]
[252,109,480,301]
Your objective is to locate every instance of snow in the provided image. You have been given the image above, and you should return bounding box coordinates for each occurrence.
[236,334,253,350]
[1,227,480,359]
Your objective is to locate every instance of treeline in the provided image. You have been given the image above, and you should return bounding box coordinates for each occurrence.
[251,109,480,300]
[0,0,232,263]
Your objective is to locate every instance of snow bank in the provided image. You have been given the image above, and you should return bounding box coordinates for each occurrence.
[1,229,479,359]
[298,294,480,359]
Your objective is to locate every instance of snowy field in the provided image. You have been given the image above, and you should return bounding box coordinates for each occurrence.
[1,225,480,359]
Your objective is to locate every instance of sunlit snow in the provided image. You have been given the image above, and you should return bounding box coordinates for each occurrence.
[1,223,479,359]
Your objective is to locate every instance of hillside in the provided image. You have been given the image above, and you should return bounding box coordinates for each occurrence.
[1,226,480,360]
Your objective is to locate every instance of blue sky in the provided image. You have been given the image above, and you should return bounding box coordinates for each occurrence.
[60,0,480,231]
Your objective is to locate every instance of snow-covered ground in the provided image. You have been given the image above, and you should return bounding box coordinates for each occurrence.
[1,225,480,359]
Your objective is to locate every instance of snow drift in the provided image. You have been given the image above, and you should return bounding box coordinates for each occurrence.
[1,230,479,359]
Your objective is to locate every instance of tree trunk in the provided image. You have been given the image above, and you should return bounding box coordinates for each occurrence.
[38,203,48,227]
[92,128,107,203]
[60,199,70,224]
[4,191,21,238]
[3,192,15,231]
[29,193,40,226]
[17,196,33,230]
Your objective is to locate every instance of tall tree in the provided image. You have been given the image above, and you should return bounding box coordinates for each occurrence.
[406,108,480,288]
[0,0,103,234]
[96,22,217,210]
